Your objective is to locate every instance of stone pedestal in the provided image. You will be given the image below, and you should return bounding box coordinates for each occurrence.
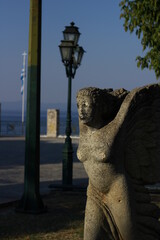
[47,109,59,137]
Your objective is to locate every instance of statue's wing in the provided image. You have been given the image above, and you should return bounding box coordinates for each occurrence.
[114,84,160,184]
[111,84,160,238]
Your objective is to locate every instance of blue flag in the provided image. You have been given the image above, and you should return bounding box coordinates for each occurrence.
[20,68,25,95]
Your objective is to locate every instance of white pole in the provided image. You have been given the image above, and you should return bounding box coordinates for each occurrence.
[22,51,27,126]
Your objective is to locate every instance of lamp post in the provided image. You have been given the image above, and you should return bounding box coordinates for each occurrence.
[59,22,85,186]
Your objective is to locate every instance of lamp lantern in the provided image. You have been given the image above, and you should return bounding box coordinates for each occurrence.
[59,40,74,65]
[63,22,81,46]
[74,46,85,67]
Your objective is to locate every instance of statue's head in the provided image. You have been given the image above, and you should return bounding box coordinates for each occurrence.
[76,87,99,125]
[77,87,129,128]
[76,87,114,128]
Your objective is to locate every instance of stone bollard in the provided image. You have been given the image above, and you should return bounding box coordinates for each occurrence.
[47,109,59,137]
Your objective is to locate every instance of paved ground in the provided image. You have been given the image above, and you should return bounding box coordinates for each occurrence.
[0,136,88,205]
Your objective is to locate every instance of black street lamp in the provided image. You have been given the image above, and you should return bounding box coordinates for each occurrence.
[59,22,85,186]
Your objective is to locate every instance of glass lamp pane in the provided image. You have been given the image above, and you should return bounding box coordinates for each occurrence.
[63,33,79,46]
[77,47,85,65]
[60,47,72,61]
[73,46,85,69]
[59,40,74,62]
[63,22,80,46]
[73,47,79,67]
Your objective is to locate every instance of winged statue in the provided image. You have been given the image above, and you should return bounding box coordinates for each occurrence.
[76,84,160,240]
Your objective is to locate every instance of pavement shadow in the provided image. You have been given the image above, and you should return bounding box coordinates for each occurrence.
[0,140,25,167]
[40,141,79,164]
[0,178,88,204]
[0,138,79,167]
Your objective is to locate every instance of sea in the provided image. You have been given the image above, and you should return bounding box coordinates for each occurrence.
[0,110,79,137]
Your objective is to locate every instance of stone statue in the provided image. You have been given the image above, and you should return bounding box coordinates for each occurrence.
[76,84,160,240]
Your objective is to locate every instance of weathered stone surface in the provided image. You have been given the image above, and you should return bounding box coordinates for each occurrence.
[76,84,160,240]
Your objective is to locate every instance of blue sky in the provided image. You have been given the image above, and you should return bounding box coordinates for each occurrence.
[0,0,157,106]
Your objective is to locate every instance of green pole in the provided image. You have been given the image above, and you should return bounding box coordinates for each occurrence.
[62,72,73,186]
[16,0,45,213]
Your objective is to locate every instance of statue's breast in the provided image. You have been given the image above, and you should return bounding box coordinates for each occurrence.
[77,130,111,164]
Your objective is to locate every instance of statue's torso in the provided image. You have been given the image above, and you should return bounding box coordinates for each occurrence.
[77,124,119,193]
[77,124,137,239]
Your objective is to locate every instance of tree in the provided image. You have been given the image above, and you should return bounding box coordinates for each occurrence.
[119,0,160,79]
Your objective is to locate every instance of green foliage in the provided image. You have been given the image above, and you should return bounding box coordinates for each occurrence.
[119,0,160,79]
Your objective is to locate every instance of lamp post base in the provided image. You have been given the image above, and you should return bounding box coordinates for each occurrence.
[15,193,47,214]
[62,136,73,186]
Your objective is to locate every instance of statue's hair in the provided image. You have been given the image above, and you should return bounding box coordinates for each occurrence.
[76,87,113,104]
[77,87,129,124]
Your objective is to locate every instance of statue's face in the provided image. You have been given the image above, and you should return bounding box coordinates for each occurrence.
[77,95,95,124]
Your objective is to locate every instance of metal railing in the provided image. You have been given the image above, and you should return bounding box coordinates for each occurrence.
[0,121,26,136]
[0,120,79,137]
